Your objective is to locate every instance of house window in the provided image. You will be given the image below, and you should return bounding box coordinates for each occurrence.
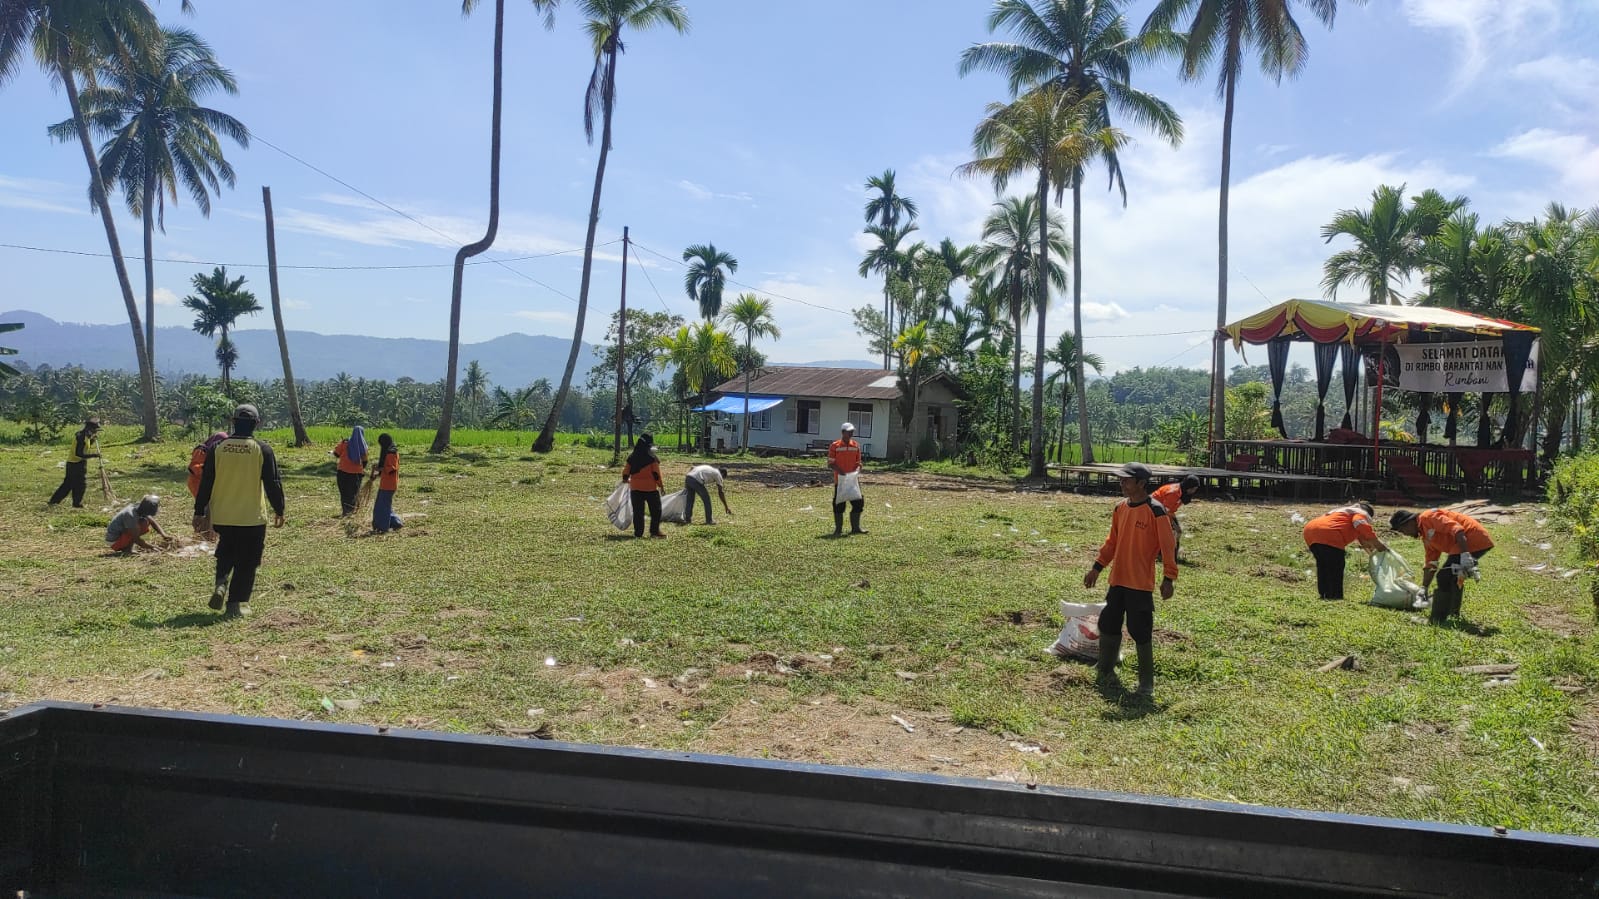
[928,406,943,441]
[797,400,821,435]
[847,403,873,438]
[750,409,771,431]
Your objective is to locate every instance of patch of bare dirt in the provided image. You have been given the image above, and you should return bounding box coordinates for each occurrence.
[1526,604,1590,638]
[728,461,1008,492]
[986,609,1048,627]
[1251,564,1306,583]
[1571,704,1599,761]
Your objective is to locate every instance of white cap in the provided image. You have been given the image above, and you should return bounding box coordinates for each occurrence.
[841,422,856,433]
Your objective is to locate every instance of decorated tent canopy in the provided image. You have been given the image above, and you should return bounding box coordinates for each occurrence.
[1221,300,1541,444]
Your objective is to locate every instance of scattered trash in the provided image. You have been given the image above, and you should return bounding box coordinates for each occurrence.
[928,755,960,765]
[332,699,362,711]
[561,616,583,622]
[884,502,893,509]
[1009,741,1047,755]
[380,661,396,668]
[1537,542,1553,551]
[445,675,461,682]
[1530,736,1546,752]
[1527,563,1549,572]
[797,505,814,512]
[642,677,659,689]
[895,671,919,681]
[1483,677,1519,688]
[350,649,367,659]
[890,714,916,733]
[527,708,545,718]
[619,638,637,647]
[319,697,336,713]
[1288,511,1306,525]
[544,656,557,667]
[1560,569,1580,579]
[1455,664,1519,676]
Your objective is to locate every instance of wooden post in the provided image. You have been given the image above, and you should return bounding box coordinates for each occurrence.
[263,186,310,446]
[612,226,629,462]
[1372,341,1385,472]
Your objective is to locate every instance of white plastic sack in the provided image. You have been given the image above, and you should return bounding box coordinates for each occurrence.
[660,489,689,524]
[1369,550,1426,609]
[835,470,863,504]
[1050,601,1108,662]
[605,482,632,531]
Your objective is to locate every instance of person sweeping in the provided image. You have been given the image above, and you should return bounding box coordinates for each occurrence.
[48,417,101,508]
[1302,502,1389,600]
[621,433,665,539]
[193,404,286,618]
[1390,508,1494,624]
[1082,462,1176,697]
[369,433,402,534]
[332,425,369,516]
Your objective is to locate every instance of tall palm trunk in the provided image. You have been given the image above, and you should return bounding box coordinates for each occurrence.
[1030,170,1049,478]
[219,323,230,393]
[432,0,507,454]
[263,186,310,445]
[535,36,618,453]
[143,169,156,366]
[882,284,891,370]
[1057,384,1070,463]
[1210,63,1238,461]
[1072,181,1092,466]
[1011,303,1022,453]
[741,331,752,451]
[61,58,159,442]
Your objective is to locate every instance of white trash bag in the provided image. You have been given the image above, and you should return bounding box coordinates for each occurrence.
[835,470,863,504]
[659,489,689,524]
[1049,601,1109,662]
[605,482,632,531]
[1369,550,1427,609]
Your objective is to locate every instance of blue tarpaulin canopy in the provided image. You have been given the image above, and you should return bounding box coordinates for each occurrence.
[692,395,784,414]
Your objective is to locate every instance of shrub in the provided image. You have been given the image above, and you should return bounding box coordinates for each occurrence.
[1550,454,1599,563]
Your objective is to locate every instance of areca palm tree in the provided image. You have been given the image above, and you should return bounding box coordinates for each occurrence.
[2,0,167,439]
[959,84,1125,476]
[893,321,941,461]
[863,170,919,370]
[1143,0,1363,453]
[721,293,780,451]
[658,321,736,446]
[182,266,259,393]
[1320,184,1464,303]
[683,243,737,319]
[962,0,1183,469]
[928,238,977,321]
[1045,331,1103,461]
[48,26,248,374]
[971,195,1069,451]
[535,0,688,453]
[433,0,559,453]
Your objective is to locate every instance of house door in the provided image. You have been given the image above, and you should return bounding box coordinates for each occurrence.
[796,400,821,436]
[927,406,943,442]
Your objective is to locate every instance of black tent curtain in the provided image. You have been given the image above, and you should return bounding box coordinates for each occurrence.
[1339,343,1358,430]
[1416,393,1432,444]
[1444,392,1462,442]
[1267,338,1291,437]
[1477,394,1493,447]
[1313,342,1338,440]
[1500,330,1536,444]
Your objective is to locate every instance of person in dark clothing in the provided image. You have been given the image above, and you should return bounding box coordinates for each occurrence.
[621,433,665,538]
[1302,503,1388,600]
[194,404,286,618]
[48,418,101,508]
[369,433,402,534]
[331,425,369,516]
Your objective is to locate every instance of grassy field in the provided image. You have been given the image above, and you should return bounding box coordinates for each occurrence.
[3,432,1597,835]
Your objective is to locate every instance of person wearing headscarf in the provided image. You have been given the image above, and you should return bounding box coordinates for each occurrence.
[188,431,230,498]
[332,425,369,515]
[369,433,402,534]
[49,417,101,508]
[621,433,665,538]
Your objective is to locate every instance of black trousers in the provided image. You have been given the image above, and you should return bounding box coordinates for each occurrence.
[1098,585,1154,644]
[49,461,88,507]
[336,471,362,515]
[1434,546,1490,622]
[683,476,714,524]
[214,524,267,604]
[832,499,864,531]
[1309,543,1347,599]
[630,489,662,537]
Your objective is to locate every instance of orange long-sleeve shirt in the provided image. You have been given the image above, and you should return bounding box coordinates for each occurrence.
[623,459,663,492]
[1151,483,1185,515]
[187,446,207,497]
[376,449,399,492]
[1417,508,1493,567]
[1303,507,1378,550]
[828,439,861,479]
[1095,498,1178,592]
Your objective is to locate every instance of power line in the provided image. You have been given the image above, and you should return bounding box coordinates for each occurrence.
[0,240,612,272]
[631,240,858,317]
[631,246,677,317]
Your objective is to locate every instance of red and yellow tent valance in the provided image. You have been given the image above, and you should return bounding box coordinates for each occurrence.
[1225,299,1538,350]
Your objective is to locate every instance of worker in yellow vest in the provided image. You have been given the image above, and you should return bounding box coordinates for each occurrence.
[193,404,286,618]
[48,417,101,508]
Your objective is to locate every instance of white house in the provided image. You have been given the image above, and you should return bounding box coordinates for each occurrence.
[705,366,960,459]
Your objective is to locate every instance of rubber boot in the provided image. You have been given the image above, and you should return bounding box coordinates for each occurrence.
[208,577,228,611]
[223,601,243,619]
[1135,642,1155,696]
[849,507,867,535]
[1430,581,1456,625]
[1096,633,1123,690]
[832,507,844,538]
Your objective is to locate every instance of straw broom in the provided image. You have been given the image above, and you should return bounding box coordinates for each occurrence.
[97,456,118,504]
[354,472,376,515]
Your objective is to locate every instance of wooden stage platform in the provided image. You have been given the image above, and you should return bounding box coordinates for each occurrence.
[1050,462,1367,501]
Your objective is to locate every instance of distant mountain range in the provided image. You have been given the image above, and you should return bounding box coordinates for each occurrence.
[1,310,877,385]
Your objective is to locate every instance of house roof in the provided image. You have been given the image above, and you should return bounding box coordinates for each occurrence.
[709,366,905,400]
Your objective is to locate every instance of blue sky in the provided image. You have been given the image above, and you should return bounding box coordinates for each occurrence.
[2,0,1596,381]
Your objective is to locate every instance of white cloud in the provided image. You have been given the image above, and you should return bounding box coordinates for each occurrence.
[849,230,878,255]
[283,298,311,311]
[1510,54,1599,106]
[153,287,180,306]
[1491,128,1599,198]
[1081,301,1130,323]
[1400,0,1560,91]
[676,179,753,203]
[0,174,81,215]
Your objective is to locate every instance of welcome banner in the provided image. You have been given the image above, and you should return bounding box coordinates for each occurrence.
[1395,340,1539,393]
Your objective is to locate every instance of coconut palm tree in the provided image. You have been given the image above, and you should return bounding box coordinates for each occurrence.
[462,359,490,426]
[1045,331,1103,461]
[534,0,688,453]
[863,170,919,369]
[182,266,259,393]
[2,0,167,439]
[1142,0,1363,454]
[432,0,559,453]
[48,26,248,375]
[962,0,1183,468]
[721,293,780,451]
[971,195,1069,451]
[959,85,1125,476]
[683,243,738,320]
[1320,184,1465,304]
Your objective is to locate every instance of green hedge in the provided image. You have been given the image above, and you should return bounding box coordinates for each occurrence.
[1548,453,1599,571]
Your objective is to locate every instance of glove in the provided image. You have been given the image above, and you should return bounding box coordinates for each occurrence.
[1457,552,1478,580]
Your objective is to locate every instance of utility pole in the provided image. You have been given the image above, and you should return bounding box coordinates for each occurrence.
[263,186,310,446]
[612,226,629,462]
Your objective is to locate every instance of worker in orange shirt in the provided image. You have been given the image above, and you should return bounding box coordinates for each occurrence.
[621,433,666,539]
[827,422,865,537]
[1390,508,1494,624]
[1302,502,1389,600]
[369,433,403,534]
[332,426,369,516]
[187,432,229,498]
[1083,462,1177,696]
[1150,474,1200,560]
